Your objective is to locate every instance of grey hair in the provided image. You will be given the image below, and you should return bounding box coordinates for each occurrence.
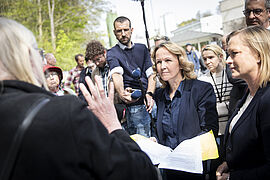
[266,0,270,8]
[0,17,47,88]
[245,0,270,8]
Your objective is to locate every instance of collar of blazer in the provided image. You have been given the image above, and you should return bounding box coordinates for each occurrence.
[224,84,269,142]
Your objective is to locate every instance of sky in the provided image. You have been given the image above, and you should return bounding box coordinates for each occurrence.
[103,0,222,45]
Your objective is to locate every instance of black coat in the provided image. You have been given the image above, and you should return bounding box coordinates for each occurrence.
[224,83,270,179]
[0,80,157,180]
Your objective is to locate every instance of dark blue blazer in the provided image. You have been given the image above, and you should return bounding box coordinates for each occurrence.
[224,83,270,179]
[154,79,218,146]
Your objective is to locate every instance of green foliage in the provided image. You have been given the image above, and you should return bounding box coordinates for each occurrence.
[56,30,84,70]
[177,18,197,27]
[0,0,108,71]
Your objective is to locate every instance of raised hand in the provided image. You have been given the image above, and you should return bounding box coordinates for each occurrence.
[80,76,122,133]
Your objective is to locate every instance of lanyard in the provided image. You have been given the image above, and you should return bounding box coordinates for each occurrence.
[210,70,224,103]
[210,69,229,110]
[210,69,230,111]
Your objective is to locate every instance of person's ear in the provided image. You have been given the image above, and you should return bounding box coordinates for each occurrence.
[104,50,107,58]
[219,54,223,61]
[130,27,133,34]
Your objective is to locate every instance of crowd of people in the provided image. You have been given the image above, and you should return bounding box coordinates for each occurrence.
[1,0,270,179]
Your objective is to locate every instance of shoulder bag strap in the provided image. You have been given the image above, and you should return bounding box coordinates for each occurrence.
[0,98,50,180]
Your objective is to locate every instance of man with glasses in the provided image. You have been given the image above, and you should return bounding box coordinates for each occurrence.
[107,16,155,137]
[78,41,107,99]
[243,0,270,28]
[228,0,270,116]
[78,40,126,122]
[81,40,109,96]
[218,1,270,179]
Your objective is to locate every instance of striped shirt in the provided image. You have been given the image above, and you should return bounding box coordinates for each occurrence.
[91,64,110,97]
[199,69,233,135]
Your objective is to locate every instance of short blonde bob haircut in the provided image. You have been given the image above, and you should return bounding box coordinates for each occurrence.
[0,17,47,89]
[152,41,197,88]
[202,44,226,67]
[227,25,270,88]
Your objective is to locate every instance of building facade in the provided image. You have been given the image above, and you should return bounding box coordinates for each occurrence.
[170,15,223,51]
[219,0,245,35]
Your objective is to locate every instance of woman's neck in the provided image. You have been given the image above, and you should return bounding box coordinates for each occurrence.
[168,74,183,99]
[244,67,260,96]
[245,75,259,96]
[211,63,223,74]
[247,80,259,96]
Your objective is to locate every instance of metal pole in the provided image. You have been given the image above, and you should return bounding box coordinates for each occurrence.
[140,1,151,51]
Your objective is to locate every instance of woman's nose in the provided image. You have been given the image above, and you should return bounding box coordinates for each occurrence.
[205,58,211,65]
[226,56,233,65]
[161,62,168,71]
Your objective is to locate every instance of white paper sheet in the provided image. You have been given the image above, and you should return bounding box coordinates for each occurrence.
[158,136,203,174]
[136,138,172,165]
[135,135,203,174]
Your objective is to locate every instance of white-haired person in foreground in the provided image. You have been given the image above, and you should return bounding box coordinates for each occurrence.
[0,17,159,180]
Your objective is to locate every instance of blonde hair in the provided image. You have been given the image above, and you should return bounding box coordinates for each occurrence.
[202,44,226,66]
[152,41,197,88]
[0,17,47,88]
[228,26,270,88]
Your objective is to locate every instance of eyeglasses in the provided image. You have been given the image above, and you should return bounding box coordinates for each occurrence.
[243,8,267,17]
[93,54,104,63]
[45,72,58,79]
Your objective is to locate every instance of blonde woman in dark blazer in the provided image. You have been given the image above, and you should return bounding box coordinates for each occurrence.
[152,41,218,179]
[216,26,270,180]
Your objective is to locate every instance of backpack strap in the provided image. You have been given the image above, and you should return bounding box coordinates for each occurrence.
[0,98,50,180]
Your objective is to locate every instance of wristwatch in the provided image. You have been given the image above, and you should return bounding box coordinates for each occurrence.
[146,91,153,97]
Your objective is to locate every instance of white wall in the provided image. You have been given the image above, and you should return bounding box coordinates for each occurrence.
[200,15,223,34]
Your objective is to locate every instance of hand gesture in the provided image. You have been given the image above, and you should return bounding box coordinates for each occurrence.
[80,76,122,133]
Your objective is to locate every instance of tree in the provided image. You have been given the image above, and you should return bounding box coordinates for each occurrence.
[0,0,108,71]
[48,0,56,51]
[37,0,43,42]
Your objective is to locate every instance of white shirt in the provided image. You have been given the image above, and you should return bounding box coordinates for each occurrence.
[229,93,254,133]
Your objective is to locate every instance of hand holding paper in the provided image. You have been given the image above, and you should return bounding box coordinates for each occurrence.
[131,131,219,174]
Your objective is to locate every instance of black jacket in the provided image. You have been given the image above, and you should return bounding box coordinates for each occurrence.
[154,79,219,145]
[0,80,157,180]
[224,84,270,179]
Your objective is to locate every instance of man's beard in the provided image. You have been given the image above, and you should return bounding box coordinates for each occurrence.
[119,37,130,45]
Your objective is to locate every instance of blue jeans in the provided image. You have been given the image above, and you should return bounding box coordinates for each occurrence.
[126,104,151,137]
